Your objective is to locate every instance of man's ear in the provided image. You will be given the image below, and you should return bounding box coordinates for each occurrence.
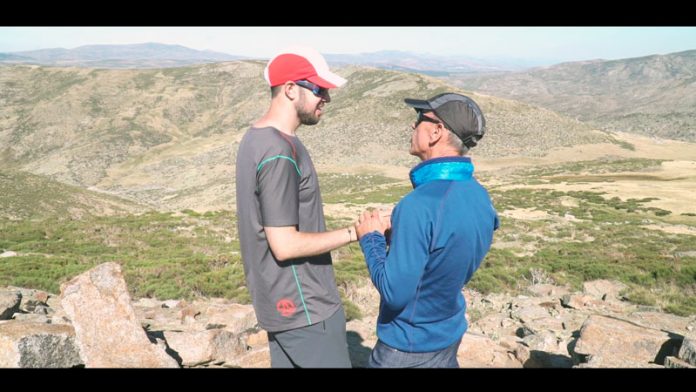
[429,124,443,145]
[283,82,299,100]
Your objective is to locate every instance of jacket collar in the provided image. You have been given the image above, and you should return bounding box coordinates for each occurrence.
[409,156,474,188]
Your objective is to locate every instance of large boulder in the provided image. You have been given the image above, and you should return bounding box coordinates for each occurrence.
[60,262,179,368]
[458,332,523,368]
[0,322,82,368]
[572,315,681,367]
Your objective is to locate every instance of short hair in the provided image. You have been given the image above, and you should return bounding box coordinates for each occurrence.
[271,85,282,98]
[445,128,469,156]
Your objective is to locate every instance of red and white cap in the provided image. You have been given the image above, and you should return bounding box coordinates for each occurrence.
[264,45,347,89]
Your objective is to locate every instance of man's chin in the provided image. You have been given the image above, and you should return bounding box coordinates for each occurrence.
[300,119,320,126]
[298,112,320,126]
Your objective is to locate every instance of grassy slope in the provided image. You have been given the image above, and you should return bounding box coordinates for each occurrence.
[2,160,695,316]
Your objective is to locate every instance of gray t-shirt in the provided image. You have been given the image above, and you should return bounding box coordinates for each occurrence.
[235,126,342,332]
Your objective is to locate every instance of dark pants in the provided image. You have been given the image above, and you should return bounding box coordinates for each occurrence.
[367,338,461,368]
[267,308,352,368]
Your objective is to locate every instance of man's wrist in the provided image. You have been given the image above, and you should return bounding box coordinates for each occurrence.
[347,227,356,243]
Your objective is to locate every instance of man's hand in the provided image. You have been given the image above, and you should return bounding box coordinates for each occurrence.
[355,209,389,240]
[381,209,393,244]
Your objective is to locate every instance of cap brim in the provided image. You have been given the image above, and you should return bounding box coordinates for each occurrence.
[307,72,347,89]
[404,98,432,111]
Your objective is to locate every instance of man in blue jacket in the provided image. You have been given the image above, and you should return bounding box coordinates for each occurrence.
[355,93,499,368]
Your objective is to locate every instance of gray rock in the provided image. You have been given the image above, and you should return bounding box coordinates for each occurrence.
[60,262,179,368]
[0,322,82,368]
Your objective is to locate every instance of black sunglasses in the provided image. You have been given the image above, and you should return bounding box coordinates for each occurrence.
[415,111,442,127]
[295,80,330,101]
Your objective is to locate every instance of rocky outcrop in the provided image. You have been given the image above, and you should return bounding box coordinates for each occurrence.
[462,281,696,368]
[0,266,694,368]
[0,290,21,320]
[60,262,179,368]
[572,315,680,367]
[671,333,696,368]
[0,322,81,368]
[458,332,523,367]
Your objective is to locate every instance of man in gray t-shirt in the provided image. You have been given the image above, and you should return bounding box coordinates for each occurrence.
[235,46,356,368]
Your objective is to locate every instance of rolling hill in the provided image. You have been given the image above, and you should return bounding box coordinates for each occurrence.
[448,50,696,142]
[0,61,611,211]
[0,169,146,220]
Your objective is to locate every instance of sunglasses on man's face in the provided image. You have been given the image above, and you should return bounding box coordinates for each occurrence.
[294,80,330,101]
[415,111,442,127]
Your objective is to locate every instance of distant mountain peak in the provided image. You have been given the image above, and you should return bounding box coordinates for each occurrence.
[0,43,244,69]
[450,49,696,142]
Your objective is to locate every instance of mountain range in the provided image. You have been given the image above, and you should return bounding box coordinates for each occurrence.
[0,43,244,68]
[324,51,531,76]
[0,61,607,212]
[2,45,694,213]
[0,44,542,74]
[448,50,696,142]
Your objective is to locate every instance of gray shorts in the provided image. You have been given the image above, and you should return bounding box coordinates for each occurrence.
[267,308,352,368]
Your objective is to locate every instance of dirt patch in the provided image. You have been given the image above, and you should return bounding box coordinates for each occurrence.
[492,240,537,257]
[475,131,696,174]
[500,208,551,221]
[501,179,696,216]
[642,224,696,236]
[494,155,696,216]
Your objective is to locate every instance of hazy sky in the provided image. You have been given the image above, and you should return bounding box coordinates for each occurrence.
[1,27,694,63]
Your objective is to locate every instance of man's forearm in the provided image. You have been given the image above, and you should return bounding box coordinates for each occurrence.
[264,226,357,261]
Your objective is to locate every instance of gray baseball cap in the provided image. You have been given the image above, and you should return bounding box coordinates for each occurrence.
[404,93,486,148]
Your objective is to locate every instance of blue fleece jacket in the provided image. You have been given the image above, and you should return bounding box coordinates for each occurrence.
[359,156,499,352]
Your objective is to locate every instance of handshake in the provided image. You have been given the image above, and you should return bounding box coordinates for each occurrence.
[350,208,392,243]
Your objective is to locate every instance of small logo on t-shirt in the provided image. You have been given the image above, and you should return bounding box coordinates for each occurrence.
[276,298,296,317]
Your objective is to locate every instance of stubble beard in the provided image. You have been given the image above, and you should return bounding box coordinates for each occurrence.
[298,109,320,126]
[296,91,321,126]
